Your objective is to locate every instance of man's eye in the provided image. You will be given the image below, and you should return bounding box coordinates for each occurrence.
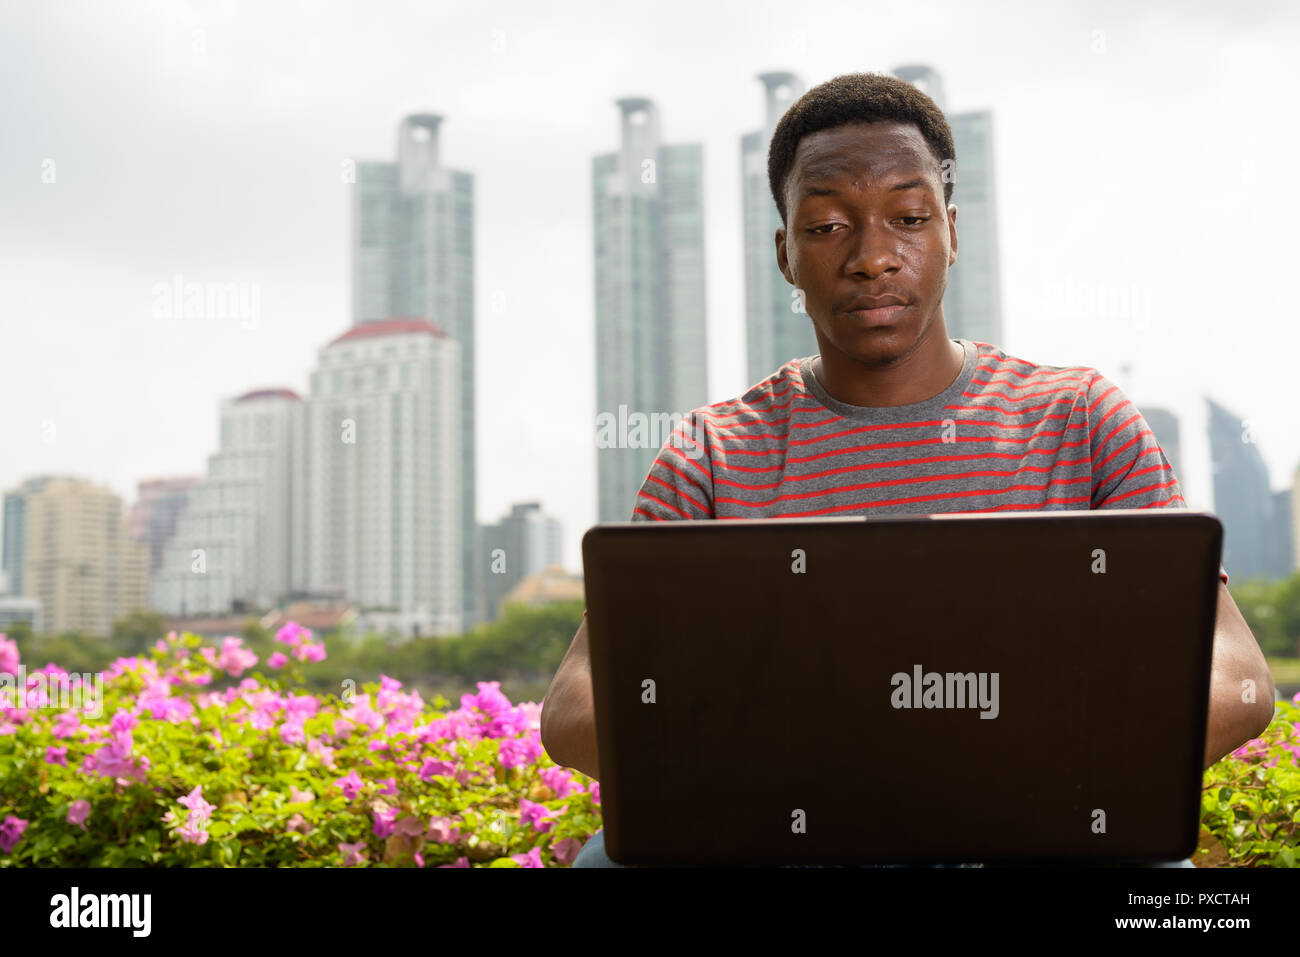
[809,224,841,234]
[900,217,929,226]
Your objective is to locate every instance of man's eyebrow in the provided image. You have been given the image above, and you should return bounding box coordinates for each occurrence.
[797,176,930,201]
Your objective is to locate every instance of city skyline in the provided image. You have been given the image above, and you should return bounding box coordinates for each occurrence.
[2,0,1298,575]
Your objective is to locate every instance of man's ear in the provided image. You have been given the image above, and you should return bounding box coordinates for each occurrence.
[776,227,793,284]
[947,203,958,267]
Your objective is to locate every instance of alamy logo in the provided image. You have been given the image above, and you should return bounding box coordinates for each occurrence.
[0,667,103,719]
[890,664,999,719]
[49,887,151,937]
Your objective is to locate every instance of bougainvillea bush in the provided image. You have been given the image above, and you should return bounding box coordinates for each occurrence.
[7,624,1298,868]
[1200,694,1300,867]
[0,626,602,867]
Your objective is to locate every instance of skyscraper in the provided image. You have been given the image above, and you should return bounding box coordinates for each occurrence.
[743,71,813,386]
[2,474,59,599]
[352,114,478,630]
[893,65,1005,349]
[1139,406,1184,488]
[132,476,202,573]
[480,501,563,622]
[1291,465,1300,578]
[1207,397,1285,583]
[1270,488,1294,579]
[593,97,708,523]
[152,389,304,617]
[302,319,462,638]
[4,476,148,636]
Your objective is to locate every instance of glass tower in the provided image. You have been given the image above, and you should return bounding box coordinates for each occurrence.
[742,71,815,387]
[593,97,708,523]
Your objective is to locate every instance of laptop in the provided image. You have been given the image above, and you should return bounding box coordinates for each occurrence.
[581,509,1223,866]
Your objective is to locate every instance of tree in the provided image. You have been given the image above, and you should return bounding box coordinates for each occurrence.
[110,609,168,656]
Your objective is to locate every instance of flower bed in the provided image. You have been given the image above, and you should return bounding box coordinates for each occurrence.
[1200,695,1300,867]
[0,627,601,867]
[4,626,1299,867]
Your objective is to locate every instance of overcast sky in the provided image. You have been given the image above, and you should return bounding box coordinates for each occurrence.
[2,0,1297,573]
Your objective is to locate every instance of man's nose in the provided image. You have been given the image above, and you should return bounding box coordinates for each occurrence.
[843,218,901,277]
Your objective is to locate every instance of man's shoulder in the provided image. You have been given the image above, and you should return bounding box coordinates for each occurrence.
[971,339,1101,383]
[968,340,1106,406]
[684,356,810,428]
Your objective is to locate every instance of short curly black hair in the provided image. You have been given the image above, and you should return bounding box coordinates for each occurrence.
[768,71,956,228]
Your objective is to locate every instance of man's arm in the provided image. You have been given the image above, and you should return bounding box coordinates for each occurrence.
[1202,580,1275,771]
[539,617,599,781]
[541,411,715,782]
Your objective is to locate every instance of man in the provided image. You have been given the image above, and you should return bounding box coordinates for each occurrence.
[541,71,1275,868]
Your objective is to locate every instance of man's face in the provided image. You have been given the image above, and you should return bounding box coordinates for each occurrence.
[776,120,958,367]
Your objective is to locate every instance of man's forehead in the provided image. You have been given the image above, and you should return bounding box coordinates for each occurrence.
[792,125,937,190]
[795,126,935,178]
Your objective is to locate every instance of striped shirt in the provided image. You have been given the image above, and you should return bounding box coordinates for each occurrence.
[631,338,1229,584]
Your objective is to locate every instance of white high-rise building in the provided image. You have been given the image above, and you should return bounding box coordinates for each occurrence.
[152,390,304,617]
[302,319,462,638]
[352,115,478,631]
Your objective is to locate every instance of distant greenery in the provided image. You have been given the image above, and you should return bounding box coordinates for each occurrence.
[6,601,584,706]
[1233,573,1300,658]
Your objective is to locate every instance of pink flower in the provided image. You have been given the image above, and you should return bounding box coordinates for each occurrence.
[373,805,399,839]
[519,798,559,833]
[339,841,367,867]
[437,856,470,868]
[414,852,424,868]
[540,766,578,798]
[45,745,68,767]
[0,635,19,675]
[296,641,327,663]
[426,816,461,844]
[279,719,306,746]
[177,820,209,845]
[178,785,214,823]
[276,622,310,648]
[92,730,138,779]
[511,846,544,868]
[498,734,545,769]
[215,636,258,677]
[0,815,28,853]
[267,652,288,669]
[589,782,600,805]
[551,837,583,866]
[393,816,425,839]
[418,758,457,782]
[308,737,336,769]
[67,799,91,831]
[289,787,314,804]
[286,813,313,835]
[335,770,364,801]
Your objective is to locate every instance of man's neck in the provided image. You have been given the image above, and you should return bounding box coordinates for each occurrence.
[814,337,964,408]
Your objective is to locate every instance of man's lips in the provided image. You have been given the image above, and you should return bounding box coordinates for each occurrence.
[845,303,908,325]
